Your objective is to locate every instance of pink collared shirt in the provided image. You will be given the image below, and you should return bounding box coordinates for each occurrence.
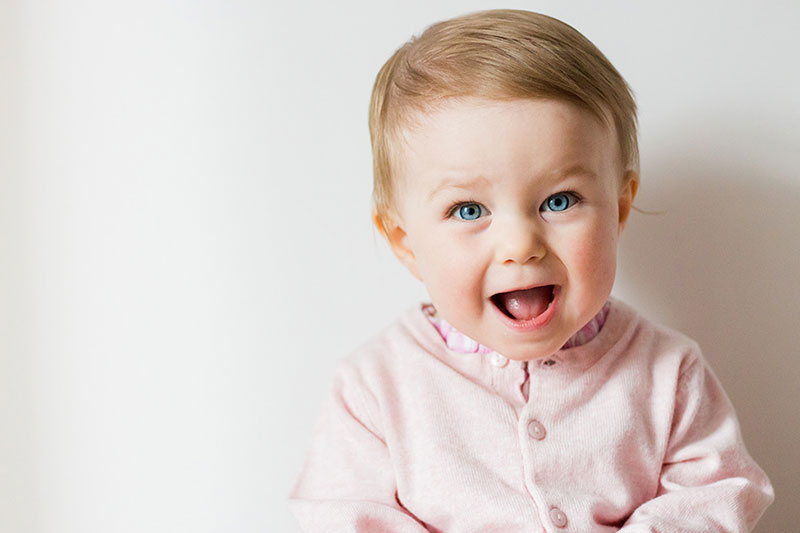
[289,298,773,531]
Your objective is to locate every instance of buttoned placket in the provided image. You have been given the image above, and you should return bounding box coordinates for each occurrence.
[486,352,569,531]
[486,352,570,531]
[486,352,528,411]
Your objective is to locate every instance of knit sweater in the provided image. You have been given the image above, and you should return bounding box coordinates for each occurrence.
[289,298,774,532]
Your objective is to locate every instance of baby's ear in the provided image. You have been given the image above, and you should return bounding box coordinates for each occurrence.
[617,170,639,233]
[372,208,423,281]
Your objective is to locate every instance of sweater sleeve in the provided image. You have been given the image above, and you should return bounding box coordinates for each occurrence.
[620,351,774,532]
[288,361,429,532]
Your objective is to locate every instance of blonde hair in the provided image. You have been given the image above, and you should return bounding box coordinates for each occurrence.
[369,9,638,234]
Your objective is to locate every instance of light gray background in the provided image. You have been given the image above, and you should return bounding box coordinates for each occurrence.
[1,1,797,531]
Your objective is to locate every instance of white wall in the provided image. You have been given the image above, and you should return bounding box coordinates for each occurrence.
[1,1,796,531]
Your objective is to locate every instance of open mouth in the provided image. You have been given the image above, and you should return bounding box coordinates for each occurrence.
[491,285,556,322]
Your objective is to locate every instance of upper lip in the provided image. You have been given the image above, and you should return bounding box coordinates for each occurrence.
[490,282,556,297]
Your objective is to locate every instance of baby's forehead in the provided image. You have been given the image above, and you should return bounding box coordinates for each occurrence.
[398,96,616,143]
[393,97,622,175]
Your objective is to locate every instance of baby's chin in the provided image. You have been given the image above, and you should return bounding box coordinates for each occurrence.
[490,339,569,362]
[471,326,573,362]
[432,306,575,361]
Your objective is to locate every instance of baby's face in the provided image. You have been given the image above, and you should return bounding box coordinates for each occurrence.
[385,97,637,361]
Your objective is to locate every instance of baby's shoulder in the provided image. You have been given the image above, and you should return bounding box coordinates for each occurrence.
[332,304,440,387]
[611,298,704,376]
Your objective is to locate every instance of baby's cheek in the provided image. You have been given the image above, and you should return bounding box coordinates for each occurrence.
[596,247,619,294]
[427,253,484,318]
[437,256,480,300]
[573,226,618,286]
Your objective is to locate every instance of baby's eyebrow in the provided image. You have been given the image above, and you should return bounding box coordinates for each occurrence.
[428,175,491,200]
[551,164,598,180]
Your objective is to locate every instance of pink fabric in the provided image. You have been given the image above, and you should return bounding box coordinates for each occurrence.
[289,298,774,532]
[425,301,610,354]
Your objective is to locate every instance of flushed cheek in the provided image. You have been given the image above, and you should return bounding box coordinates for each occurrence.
[571,230,618,294]
[415,240,487,317]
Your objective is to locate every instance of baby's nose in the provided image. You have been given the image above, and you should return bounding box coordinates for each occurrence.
[497,217,546,264]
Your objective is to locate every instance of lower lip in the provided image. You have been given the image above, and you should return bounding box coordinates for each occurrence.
[492,286,560,332]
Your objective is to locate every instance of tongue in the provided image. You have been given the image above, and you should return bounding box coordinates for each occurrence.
[498,286,552,321]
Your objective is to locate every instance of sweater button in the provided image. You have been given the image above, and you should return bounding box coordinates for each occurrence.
[527,419,546,440]
[550,507,568,528]
[489,352,508,367]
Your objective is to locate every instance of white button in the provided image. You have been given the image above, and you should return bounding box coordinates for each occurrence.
[550,507,568,528]
[489,352,508,367]
[527,419,546,440]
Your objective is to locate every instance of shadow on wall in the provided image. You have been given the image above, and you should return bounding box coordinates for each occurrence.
[617,150,800,532]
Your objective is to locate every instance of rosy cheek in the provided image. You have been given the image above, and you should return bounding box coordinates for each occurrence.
[573,226,617,280]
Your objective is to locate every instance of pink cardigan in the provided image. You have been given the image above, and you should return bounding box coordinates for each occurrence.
[289,298,773,532]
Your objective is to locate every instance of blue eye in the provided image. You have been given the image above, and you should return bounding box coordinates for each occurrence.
[455,203,484,220]
[542,192,579,212]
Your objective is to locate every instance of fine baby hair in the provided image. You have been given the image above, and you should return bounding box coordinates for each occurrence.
[290,8,773,531]
[369,9,638,237]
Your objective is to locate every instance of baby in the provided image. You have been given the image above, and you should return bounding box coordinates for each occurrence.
[289,9,774,532]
